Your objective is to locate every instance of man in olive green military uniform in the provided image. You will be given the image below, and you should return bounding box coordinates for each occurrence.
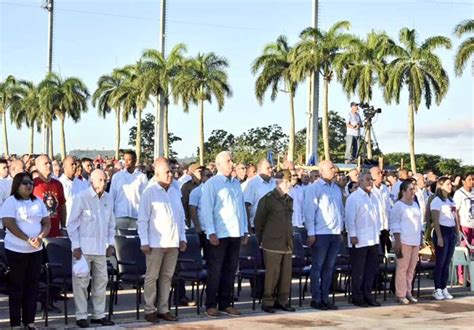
[255,170,295,313]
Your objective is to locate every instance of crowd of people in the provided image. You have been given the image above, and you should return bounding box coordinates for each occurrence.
[0,151,472,328]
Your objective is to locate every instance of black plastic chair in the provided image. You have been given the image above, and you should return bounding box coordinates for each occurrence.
[291,232,311,307]
[173,233,207,315]
[114,235,146,319]
[237,235,265,310]
[116,228,138,236]
[376,245,396,301]
[43,237,72,325]
[415,255,436,297]
[332,242,351,304]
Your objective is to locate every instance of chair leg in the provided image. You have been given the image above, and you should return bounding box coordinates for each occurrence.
[44,287,49,327]
[63,286,68,325]
[196,282,200,315]
[288,278,292,308]
[175,280,179,316]
[299,277,302,307]
[136,284,140,320]
[108,278,114,320]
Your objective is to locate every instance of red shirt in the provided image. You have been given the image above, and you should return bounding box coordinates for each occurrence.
[33,177,66,237]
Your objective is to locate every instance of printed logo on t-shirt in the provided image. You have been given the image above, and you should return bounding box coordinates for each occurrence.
[43,191,59,217]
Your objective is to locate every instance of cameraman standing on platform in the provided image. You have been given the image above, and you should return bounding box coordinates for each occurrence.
[345,102,363,164]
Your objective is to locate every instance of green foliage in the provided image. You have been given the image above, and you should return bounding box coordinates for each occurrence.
[128,113,182,161]
[383,152,465,175]
[453,19,474,76]
[202,129,235,164]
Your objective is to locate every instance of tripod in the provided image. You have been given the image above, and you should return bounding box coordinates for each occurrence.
[355,117,379,161]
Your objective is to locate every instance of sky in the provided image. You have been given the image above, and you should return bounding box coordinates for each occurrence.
[1,0,473,164]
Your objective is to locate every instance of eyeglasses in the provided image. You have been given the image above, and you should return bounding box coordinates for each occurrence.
[21,180,34,186]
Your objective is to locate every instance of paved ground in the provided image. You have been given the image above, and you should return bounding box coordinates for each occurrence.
[0,278,473,329]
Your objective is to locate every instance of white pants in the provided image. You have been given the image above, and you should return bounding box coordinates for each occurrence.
[72,254,108,320]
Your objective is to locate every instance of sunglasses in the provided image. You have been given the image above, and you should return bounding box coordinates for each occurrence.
[21,180,34,186]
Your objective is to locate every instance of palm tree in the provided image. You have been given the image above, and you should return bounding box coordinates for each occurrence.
[252,35,299,162]
[384,28,451,172]
[0,75,23,157]
[113,64,148,163]
[39,72,89,160]
[140,44,187,157]
[454,19,474,76]
[93,69,129,159]
[10,81,42,154]
[173,52,232,165]
[337,31,395,158]
[293,21,354,161]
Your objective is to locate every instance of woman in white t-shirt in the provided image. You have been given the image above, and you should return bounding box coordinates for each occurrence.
[430,176,459,301]
[0,172,50,328]
[389,179,422,305]
[453,172,474,285]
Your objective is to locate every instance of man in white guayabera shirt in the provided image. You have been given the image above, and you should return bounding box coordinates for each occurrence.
[67,169,116,328]
[109,150,148,229]
[59,156,89,223]
[138,157,187,324]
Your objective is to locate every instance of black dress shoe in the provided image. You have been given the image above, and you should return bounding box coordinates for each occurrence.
[324,302,338,310]
[273,303,296,312]
[365,299,381,307]
[262,305,275,313]
[352,299,368,307]
[76,319,89,328]
[90,318,115,326]
[310,301,328,310]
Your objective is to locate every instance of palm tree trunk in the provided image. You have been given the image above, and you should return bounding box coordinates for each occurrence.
[199,100,205,166]
[288,91,295,162]
[136,108,142,164]
[2,112,9,157]
[163,104,169,158]
[59,116,66,160]
[115,108,121,160]
[322,78,330,161]
[408,102,416,173]
[48,123,53,159]
[29,124,34,154]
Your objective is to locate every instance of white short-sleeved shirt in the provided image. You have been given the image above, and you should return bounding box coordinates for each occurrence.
[0,196,48,253]
[453,188,474,228]
[189,184,203,229]
[430,196,456,227]
[389,201,423,246]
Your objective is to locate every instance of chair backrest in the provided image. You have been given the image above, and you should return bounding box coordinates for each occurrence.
[239,235,263,269]
[178,233,203,271]
[114,235,146,276]
[452,246,469,265]
[43,237,72,279]
[292,232,306,267]
[0,229,5,239]
[293,227,308,244]
[117,228,138,236]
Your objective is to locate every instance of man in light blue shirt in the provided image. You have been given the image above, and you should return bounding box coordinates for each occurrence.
[304,160,344,310]
[345,102,363,163]
[200,151,248,318]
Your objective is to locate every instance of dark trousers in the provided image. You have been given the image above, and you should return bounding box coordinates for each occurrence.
[205,237,240,310]
[310,234,341,303]
[433,225,457,289]
[350,245,378,302]
[379,230,392,255]
[6,249,43,326]
[262,251,292,307]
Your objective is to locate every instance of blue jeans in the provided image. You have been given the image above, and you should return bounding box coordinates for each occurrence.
[345,135,359,161]
[310,234,342,303]
[433,226,457,289]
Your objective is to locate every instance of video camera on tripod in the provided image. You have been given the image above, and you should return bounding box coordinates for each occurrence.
[359,102,382,122]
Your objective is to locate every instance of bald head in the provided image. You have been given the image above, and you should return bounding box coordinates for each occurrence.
[399,169,409,180]
[62,156,77,179]
[319,160,336,182]
[35,154,52,179]
[90,169,107,196]
[216,151,233,176]
[257,159,272,177]
[282,160,295,171]
[10,159,25,178]
[154,157,173,187]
